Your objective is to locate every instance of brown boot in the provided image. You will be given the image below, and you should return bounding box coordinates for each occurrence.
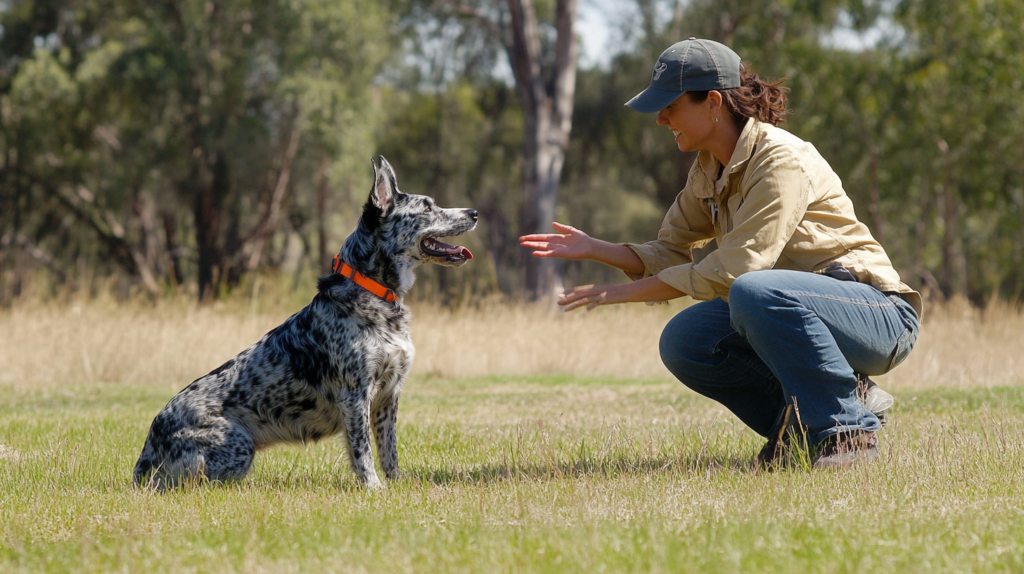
[756,431,791,470]
[756,405,810,471]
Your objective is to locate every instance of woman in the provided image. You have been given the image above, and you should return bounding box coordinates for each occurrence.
[519,38,921,469]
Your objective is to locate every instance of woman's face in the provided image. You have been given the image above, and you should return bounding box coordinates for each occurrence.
[656,93,716,152]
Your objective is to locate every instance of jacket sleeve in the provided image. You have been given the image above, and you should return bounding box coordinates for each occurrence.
[657,146,811,300]
[620,177,716,281]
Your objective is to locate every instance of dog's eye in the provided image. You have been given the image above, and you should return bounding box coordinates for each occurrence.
[424,205,432,213]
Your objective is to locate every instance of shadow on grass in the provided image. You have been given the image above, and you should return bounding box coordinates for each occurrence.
[404,452,756,486]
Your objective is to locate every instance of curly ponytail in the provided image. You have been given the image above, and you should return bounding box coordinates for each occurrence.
[688,61,789,126]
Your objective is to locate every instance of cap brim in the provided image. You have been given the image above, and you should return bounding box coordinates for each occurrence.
[624,87,684,113]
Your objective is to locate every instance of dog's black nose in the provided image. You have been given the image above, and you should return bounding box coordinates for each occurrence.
[466,209,479,221]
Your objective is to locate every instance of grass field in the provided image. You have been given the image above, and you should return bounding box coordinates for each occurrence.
[2,293,1024,573]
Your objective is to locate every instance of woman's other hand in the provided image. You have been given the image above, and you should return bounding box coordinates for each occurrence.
[558,283,626,312]
[519,222,593,260]
[558,277,687,312]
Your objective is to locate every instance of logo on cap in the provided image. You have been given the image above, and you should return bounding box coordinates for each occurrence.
[652,61,668,81]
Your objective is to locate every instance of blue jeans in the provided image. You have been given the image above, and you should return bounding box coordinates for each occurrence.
[659,270,919,444]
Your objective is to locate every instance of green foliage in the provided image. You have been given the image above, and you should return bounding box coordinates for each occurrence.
[558,0,1024,300]
[1,0,393,300]
[2,0,1023,302]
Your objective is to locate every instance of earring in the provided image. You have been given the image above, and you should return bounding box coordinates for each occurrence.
[714,116,719,123]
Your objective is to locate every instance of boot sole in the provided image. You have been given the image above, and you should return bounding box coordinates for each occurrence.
[813,446,880,470]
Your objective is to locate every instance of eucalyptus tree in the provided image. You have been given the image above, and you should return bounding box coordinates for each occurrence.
[885,0,1024,300]
[420,0,578,300]
[1,0,391,300]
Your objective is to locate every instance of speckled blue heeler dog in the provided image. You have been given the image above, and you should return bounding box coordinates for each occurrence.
[133,157,478,490]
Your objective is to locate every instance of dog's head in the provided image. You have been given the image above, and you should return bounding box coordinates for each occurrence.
[339,157,478,293]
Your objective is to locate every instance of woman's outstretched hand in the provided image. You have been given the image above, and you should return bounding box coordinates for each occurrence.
[519,222,593,260]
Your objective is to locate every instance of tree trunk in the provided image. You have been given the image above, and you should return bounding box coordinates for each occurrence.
[162,211,183,286]
[247,127,300,272]
[939,140,954,297]
[193,150,230,302]
[505,0,578,300]
[315,159,331,275]
[867,144,885,245]
[911,175,941,295]
[937,139,968,298]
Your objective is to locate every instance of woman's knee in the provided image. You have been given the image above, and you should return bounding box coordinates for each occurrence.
[728,272,788,330]
[659,312,695,372]
[659,302,728,376]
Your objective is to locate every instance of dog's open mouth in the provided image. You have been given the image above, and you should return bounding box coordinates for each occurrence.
[421,237,473,261]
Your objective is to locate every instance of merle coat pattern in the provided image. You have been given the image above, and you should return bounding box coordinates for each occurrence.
[133,157,477,490]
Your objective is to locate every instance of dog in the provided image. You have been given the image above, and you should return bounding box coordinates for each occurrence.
[133,157,477,490]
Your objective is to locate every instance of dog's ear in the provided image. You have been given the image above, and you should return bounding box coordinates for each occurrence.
[368,156,399,215]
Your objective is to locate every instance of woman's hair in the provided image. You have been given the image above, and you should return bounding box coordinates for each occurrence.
[688,61,789,126]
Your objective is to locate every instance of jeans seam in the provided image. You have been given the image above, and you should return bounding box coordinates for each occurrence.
[788,291,896,309]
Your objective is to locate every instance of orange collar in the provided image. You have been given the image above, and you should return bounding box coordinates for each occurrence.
[332,255,401,306]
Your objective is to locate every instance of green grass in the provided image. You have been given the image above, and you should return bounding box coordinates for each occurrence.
[3,376,1024,573]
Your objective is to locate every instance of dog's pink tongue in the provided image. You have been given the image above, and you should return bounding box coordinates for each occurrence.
[434,239,473,259]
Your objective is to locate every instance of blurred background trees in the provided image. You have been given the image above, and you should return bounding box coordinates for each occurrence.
[2,0,1022,305]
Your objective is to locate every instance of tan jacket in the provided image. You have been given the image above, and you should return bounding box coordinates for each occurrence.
[624,118,923,317]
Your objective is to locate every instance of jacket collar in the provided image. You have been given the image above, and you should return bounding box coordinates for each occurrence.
[691,117,761,199]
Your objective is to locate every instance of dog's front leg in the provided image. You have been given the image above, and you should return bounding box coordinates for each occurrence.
[372,390,401,481]
[340,392,383,489]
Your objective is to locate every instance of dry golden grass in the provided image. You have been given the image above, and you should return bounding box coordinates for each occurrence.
[3,288,1024,573]
[0,289,1021,392]
[893,297,1024,390]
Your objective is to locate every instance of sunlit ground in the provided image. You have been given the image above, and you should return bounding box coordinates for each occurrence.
[1,292,1022,572]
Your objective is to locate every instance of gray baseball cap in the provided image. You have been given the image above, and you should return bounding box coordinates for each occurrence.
[625,38,742,113]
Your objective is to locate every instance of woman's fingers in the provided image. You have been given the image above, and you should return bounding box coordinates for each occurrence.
[562,293,602,312]
[518,240,549,249]
[558,284,602,312]
[521,223,593,261]
[559,289,593,311]
[566,284,596,298]
[520,239,561,258]
[558,283,624,312]
[562,298,593,312]
[521,222,584,243]
[519,234,560,243]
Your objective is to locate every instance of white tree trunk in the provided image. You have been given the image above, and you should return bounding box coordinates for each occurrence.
[505,0,578,299]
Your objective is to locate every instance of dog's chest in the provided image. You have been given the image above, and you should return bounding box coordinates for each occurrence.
[371,326,414,394]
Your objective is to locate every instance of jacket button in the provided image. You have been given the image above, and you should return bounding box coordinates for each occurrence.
[713,267,720,273]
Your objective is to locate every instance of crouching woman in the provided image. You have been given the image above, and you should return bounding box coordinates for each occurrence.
[519,38,921,469]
